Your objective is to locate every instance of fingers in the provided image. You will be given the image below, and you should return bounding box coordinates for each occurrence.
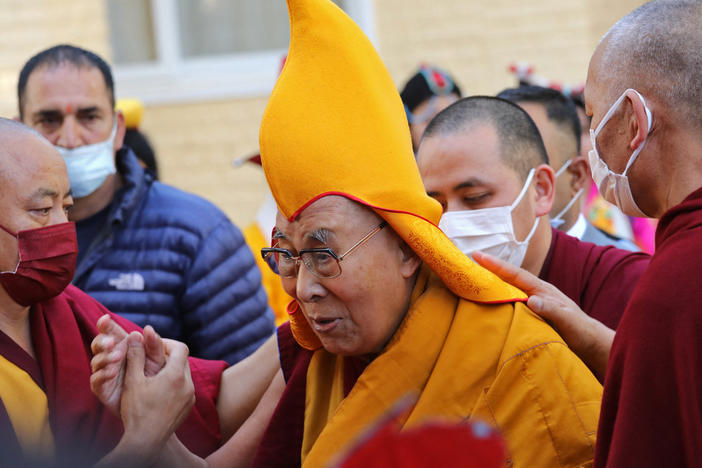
[161,340,190,371]
[472,251,547,296]
[143,326,166,376]
[125,332,146,382]
[91,333,115,356]
[97,314,128,340]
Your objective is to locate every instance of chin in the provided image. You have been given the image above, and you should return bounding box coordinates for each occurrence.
[319,338,365,357]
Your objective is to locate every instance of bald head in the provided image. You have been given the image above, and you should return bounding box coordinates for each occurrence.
[423,96,548,182]
[0,118,63,180]
[596,0,702,130]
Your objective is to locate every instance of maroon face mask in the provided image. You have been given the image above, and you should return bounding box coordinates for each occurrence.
[0,222,77,306]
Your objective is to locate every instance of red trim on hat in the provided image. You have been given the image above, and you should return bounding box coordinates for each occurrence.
[286,191,440,228]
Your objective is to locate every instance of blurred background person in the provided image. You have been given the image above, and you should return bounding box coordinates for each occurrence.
[498,85,639,250]
[115,97,159,178]
[400,64,461,153]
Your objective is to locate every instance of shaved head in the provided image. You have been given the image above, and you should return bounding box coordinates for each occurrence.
[423,96,548,182]
[0,118,62,179]
[596,0,702,129]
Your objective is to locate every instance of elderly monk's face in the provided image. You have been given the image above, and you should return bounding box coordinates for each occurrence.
[417,124,538,243]
[274,196,419,357]
[0,130,73,271]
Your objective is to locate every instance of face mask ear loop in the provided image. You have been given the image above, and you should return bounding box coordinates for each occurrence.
[0,225,20,274]
[554,158,573,179]
[508,168,538,243]
[593,91,628,137]
[552,187,585,223]
[520,213,541,246]
[510,168,536,211]
[622,91,653,177]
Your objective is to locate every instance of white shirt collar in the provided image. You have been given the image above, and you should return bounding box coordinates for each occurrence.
[566,213,588,240]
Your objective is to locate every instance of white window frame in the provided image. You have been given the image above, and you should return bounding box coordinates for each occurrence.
[112,0,377,105]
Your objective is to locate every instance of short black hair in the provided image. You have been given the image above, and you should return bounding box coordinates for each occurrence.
[497,85,581,154]
[123,129,159,179]
[423,96,549,181]
[18,44,115,118]
[400,65,462,113]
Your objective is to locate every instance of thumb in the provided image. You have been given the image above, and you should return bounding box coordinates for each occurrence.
[125,332,146,381]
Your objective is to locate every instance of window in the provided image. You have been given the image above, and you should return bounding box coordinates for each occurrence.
[107,0,376,104]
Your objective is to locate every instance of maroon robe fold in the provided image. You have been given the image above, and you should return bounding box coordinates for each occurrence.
[0,285,227,466]
[595,186,702,467]
[539,228,650,330]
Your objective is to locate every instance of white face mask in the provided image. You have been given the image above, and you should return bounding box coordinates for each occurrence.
[549,159,585,229]
[588,89,652,217]
[56,121,118,198]
[439,168,539,267]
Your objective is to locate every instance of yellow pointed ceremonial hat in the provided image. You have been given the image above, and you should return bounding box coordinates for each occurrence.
[260,0,525,346]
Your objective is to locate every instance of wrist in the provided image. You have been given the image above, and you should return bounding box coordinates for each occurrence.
[112,430,165,467]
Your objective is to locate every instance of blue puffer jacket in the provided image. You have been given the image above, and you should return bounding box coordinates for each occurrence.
[73,148,275,364]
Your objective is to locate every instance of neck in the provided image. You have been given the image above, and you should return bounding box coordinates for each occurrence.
[69,173,121,222]
[659,138,702,217]
[0,291,34,358]
[521,216,552,276]
[555,203,582,233]
[635,122,702,218]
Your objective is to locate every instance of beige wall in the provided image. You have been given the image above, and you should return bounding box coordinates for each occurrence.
[0,0,645,228]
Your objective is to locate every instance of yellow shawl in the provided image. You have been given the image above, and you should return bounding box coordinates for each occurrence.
[302,268,602,467]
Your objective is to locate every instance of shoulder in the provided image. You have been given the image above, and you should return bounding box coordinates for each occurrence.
[138,182,243,240]
[555,228,649,273]
[147,182,229,220]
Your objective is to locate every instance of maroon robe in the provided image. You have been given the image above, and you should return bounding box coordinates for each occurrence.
[252,322,367,468]
[595,186,702,467]
[539,228,650,330]
[0,285,227,466]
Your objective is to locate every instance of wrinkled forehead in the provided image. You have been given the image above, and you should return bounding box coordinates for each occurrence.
[274,195,380,243]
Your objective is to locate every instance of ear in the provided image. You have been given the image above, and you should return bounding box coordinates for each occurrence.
[533,164,555,217]
[397,239,422,279]
[625,89,650,151]
[113,110,127,152]
[568,155,591,193]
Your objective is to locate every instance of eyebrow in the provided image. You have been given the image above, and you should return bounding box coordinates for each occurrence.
[34,106,102,118]
[31,188,59,199]
[272,227,333,244]
[307,228,331,244]
[427,178,486,198]
[452,178,485,191]
[272,229,288,240]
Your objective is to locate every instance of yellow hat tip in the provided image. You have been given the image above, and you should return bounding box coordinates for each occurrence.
[116,98,144,129]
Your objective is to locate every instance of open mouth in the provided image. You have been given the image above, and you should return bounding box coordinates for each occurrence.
[311,317,341,332]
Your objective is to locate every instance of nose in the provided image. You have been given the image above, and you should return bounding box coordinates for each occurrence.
[55,115,82,149]
[295,262,327,303]
[445,197,464,213]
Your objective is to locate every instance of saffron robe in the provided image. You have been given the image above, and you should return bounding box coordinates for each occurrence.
[539,228,650,330]
[254,269,603,467]
[0,285,227,466]
[595,186,702,467]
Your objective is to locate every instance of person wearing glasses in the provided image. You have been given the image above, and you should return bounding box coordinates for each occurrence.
[91,0,603,466]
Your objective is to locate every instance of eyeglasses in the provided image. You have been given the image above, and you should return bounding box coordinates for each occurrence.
[261,221,388,279]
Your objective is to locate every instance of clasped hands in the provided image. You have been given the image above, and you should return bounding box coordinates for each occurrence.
[90,315,195,464]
